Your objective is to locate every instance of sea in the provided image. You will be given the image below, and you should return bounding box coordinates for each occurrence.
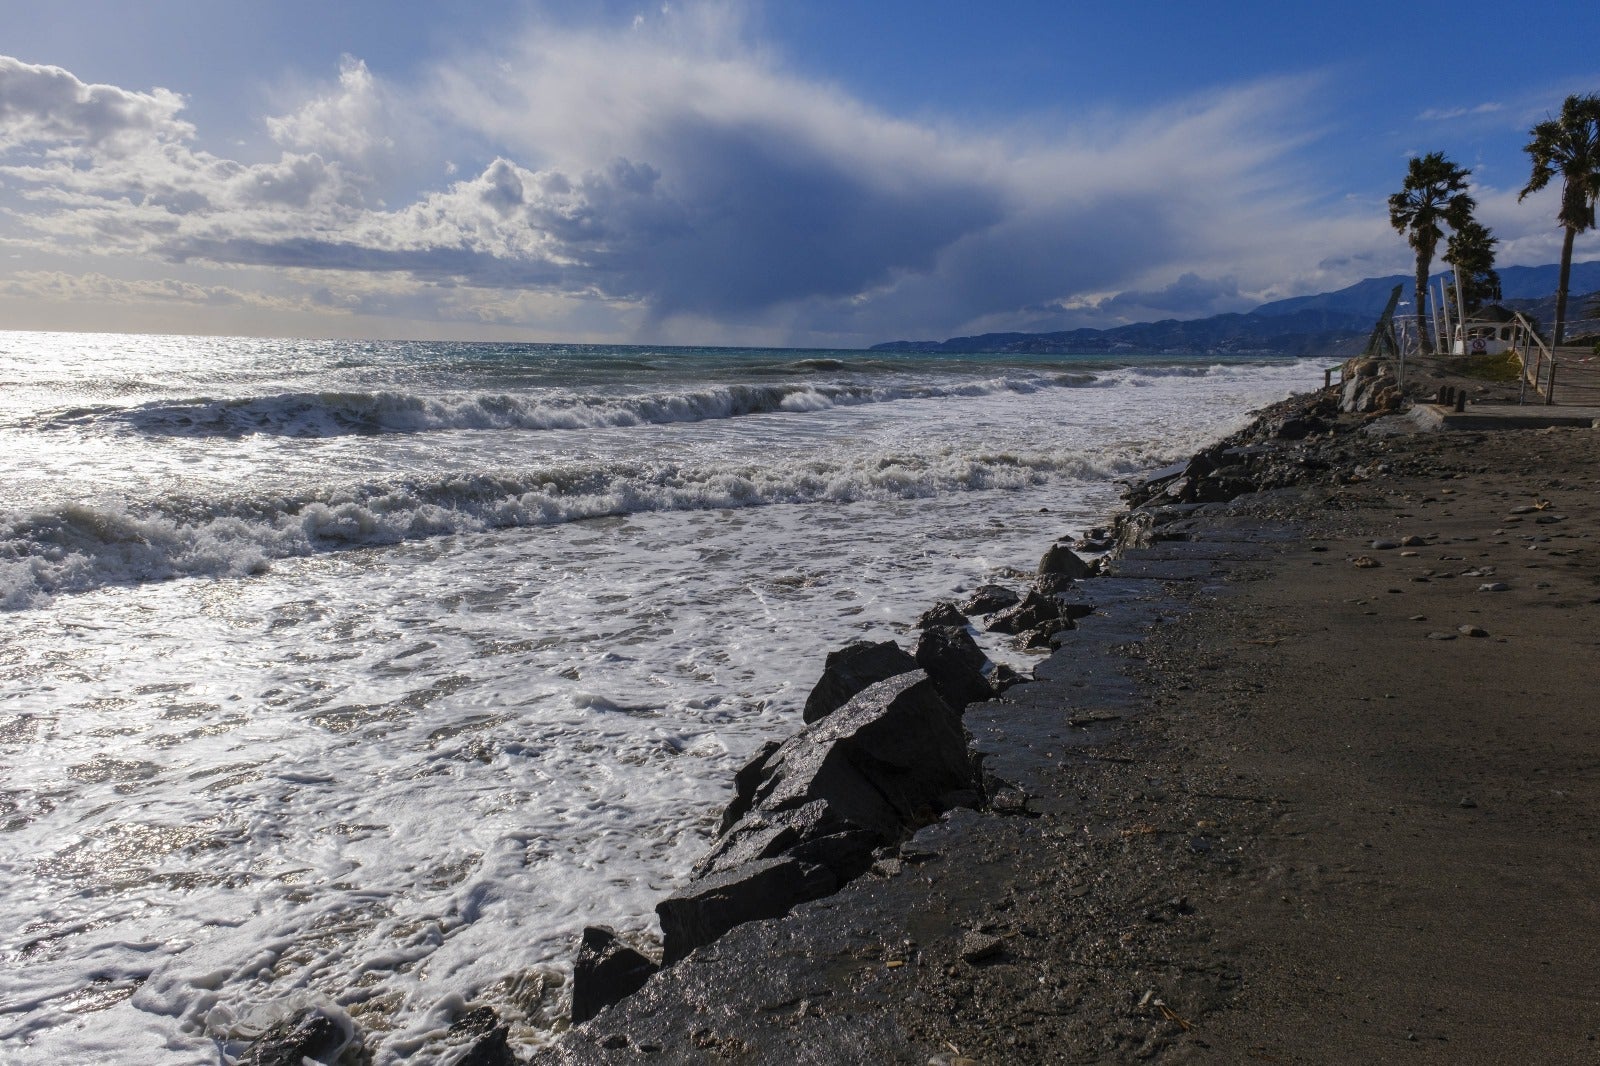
[0,331,1318,1063]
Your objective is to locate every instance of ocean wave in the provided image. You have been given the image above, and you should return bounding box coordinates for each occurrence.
[0,448,1150,608]
[27,375,1087,439]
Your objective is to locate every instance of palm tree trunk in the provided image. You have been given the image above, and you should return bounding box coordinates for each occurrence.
[1555,224,1576,346]
[1415,256,1432,355]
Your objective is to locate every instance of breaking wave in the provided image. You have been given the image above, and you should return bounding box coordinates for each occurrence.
[30,374,1096,439]
[0,447,1152,608]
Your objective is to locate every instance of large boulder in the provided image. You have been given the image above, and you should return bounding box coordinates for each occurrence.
[913,625,995,711]
[570,926,660,1024]
[961,584,1020,616]
[657,856,837,965]
[916,600,967,628]
[658,671,979,964]
[1038,542,1093,580]
[800,640,918,724]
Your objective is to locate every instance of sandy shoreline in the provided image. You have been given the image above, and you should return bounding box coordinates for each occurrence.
[515,378,1600,1063]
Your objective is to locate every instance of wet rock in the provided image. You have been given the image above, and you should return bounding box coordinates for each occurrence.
[661,672,979,964]
[987,590,1064,634]
[914,625,996,711]
[571,926,661,1024]
[718,740,784,834]
[916,601,967,629]
[1038,542,1093,580]
[657,856,837,965]
[961,584,1020,616]
[801,640,918,724]
[451,1007,516,1066]
[239,1008,350,1066]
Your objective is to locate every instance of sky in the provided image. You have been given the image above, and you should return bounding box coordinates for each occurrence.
[1,0,1597,348]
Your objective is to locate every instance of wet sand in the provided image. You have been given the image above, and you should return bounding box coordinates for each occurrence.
[534,400,1600,1064]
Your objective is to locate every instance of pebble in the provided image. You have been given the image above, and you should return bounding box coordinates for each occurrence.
[1353,556,1381,569]
[1400,550,1419,557]
[1409,615,1427,621]
[1371,539,1400,550]
[960,932,1006,964]
[1400,535,1427,547]
[1478,582,1510,592]
[1427,632,1457,640]
[1458,625,1488,638]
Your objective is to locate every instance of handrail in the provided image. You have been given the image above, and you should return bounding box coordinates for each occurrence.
[1511,311,1556,405]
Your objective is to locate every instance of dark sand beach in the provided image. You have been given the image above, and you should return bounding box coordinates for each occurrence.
[527,368,1600,1065]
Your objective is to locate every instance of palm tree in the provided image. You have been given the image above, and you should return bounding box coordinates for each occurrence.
[1443,219,1500,318]
[1519,93,1600,345]
[1389,152,1475,354]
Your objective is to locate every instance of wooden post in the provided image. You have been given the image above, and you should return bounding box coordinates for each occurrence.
[1546,361,1556,405]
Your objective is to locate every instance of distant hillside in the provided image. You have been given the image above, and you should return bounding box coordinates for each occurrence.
[871,260,1600,355]
[871,308,1375,357]
[1254,261,1600,317]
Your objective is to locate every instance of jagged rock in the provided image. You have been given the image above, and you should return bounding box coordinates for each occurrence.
[661,672,979,964]
[960,584,1020,616]
[987,590,1064,634]
[717,740,783,834]
[239,1009,350,1066]
[913,625,995,711]
[571,926,660,1024]
[916,600,967,628]
[988,662,1026,690]
[800,640,918,724]
[657,856,837,965]
[1037,542,1092,580]
[450,1007,516,1066]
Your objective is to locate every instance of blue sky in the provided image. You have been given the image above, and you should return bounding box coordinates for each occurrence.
[1,0,1596,346]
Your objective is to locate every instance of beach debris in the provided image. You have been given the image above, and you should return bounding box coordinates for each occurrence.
[571,926,660,1024]
[801,640,918,724]
[1352,556,1381,568]
[961,584,1020,616]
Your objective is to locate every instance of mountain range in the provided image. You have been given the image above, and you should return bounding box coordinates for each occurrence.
[870,260,1600,355]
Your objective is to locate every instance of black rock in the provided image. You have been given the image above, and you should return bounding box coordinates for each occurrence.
[657,856,837,965]
[960,584,1020,616]
[1037,542,1093,580]
[571,925,660,1024]
[915,600,967,628]
[913,625,995,711]
[987,590,1064,634]
[239,1009,348,1066]
[450,1007,517,1066]
[800,640,918,724]
[717,739,783,834]
[660,672,980,964]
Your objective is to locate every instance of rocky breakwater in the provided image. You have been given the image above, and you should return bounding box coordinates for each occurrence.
[560,542,1098,1029]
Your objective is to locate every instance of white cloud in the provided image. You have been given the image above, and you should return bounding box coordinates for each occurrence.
[0,55,193,155]
[1,7,1506,344]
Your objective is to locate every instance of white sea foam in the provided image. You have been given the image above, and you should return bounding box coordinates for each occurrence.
[0,334,1320,1064]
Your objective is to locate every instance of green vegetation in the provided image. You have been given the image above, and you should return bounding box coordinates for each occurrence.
[1520,93,1600,345]
[1389,153,1475,355]
[1462,351,1522,382]
[1443,220,1500,317]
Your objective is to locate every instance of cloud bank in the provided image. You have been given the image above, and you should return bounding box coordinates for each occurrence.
[0,10,1414,344]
